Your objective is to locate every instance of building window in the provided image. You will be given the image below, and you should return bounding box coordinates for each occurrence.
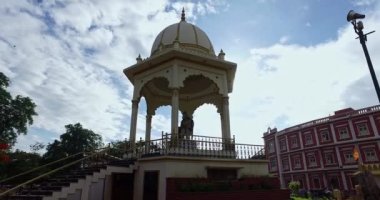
[338,127,349,139]
[325,152,336,165]
[364,149,378,162]
[291,137,298,148]
[282,158,289,171]
[308,154,317,167]
[357,123,369,136]
[294,157,301,169]
[329,176,340,189]
[270,157,277,170]
[280,139,287,151]
[313,177,321,189]
[268,140,275,153]
[344,152,355,164]
[305,134,313,145]
[321,130,330,142]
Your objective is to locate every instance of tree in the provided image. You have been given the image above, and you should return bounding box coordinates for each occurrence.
[43,123,103,162]
[60,123,103,154]
[42,139,67,164]
[1,149,42,183]
[29,142,45,153]
[108,140,126,158]
[0,72,37,147]
[288,181,300,197]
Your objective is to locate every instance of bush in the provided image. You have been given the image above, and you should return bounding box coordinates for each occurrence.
[288,181,300,196]
[298,189,308,198]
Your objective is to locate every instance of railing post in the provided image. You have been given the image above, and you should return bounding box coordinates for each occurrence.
[165,132,168,155]
[138,137,143,158]
[145,139,149,155]
[124,138,128,159]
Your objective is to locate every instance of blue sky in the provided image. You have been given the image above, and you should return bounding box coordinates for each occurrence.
[1,0,380,152]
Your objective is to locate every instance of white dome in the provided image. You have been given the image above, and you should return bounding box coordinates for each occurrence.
[151,19,215,56]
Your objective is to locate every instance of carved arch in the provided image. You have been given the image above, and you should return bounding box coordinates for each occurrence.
[179,94,223,117]
[177,66,227,96]
[133,72,172,100]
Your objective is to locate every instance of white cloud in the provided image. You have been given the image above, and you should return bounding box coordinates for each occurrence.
[226,10,380,144]
[351,0,377,6]
[171,0,228,22]
[0,0,227,150]
[279,36,290,44]
[182,2,380,145]
[3,0,380,152]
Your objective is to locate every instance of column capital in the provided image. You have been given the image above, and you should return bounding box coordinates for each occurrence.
[172,88,179,95]
[132,99,139,104]
[146,114,152,120]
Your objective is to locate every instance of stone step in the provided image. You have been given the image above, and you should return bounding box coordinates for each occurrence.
[107,159,135,167]
[19,189,53,196]
[45,178,78,183]
[8,194,44,200]
[30,185,62,191]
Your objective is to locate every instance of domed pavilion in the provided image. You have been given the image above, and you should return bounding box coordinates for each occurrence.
[0,10,288,200]
[123,10,269,200]
[124,9,236,147]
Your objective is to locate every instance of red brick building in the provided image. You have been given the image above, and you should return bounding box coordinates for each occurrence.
[263,105,380,191]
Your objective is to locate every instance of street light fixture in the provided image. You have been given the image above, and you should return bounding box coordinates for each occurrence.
[347,10,379,103]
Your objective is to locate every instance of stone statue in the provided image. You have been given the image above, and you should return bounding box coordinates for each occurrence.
[179,112,194,137]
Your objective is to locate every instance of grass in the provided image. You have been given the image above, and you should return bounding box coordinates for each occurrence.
[292,197,310,200]
[291,197,330,200]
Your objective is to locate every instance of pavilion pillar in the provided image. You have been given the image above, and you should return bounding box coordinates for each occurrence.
[171,88,179,139]
[145,114,152,153]
[220,111,226,139]
[222,96,231,139]
[145,114,152,142]
[129,99,139,152]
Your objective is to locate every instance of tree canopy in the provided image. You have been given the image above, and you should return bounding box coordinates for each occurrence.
[0,150,42,182]
[0,72,37,147]
[43,123,103,162]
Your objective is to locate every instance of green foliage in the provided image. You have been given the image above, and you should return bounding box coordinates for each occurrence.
[289,181,301,196]
[43,139,68,163]
[0,150,42,183]
[29,142,45,153]
[0,72,37,147]
[108,140,128,158]
[42,123,103,163]
[60,123,103,154]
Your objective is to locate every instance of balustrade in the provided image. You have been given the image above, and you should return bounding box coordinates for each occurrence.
[124,133,265,160]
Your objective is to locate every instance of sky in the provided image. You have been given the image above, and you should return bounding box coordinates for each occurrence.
[1,0,380,152]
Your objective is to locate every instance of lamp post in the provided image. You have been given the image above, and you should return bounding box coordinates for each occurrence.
[347,10,379,103]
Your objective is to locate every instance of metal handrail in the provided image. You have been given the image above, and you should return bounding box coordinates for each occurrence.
[162,133,235,140]
[0,146,109,184]
[0,151,83,184]
[0,147,110,198]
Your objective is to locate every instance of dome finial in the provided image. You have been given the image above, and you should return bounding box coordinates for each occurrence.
[136,54,142,63]
[181,7,186,22]
[218,49,225,60]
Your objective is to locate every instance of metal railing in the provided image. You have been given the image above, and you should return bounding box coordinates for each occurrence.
[125,133,265,160]
[0,146,117,198]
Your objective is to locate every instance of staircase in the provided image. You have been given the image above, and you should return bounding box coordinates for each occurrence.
[0,150,135,200]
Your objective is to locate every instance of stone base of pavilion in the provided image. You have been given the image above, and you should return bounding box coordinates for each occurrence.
[122,134,280,200]
[133,156,272,200]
